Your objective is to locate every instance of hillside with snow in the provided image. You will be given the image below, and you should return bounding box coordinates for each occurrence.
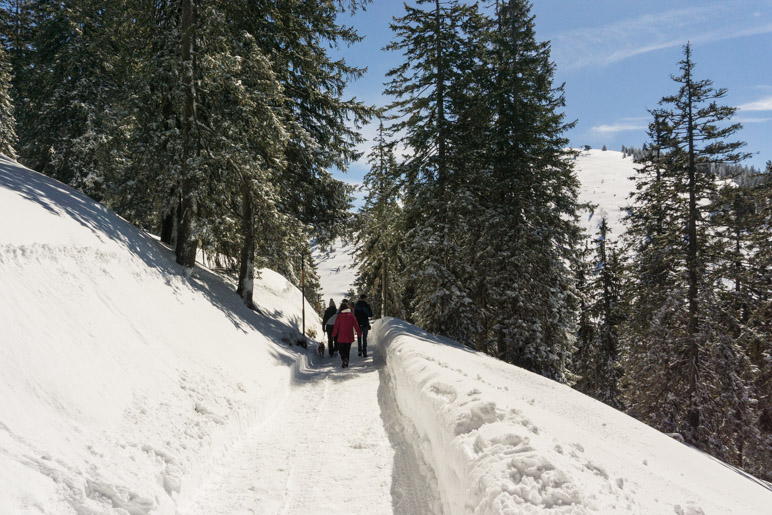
[574,148,637,240]
[312,149,637,303]
[1,154,771,514]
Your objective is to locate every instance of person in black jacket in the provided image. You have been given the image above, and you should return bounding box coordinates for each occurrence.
[322,299,337,357]
[354,294,373,357]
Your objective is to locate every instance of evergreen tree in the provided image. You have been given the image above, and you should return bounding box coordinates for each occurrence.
[0,0,34,161]
[385,0,483,341]
[589,218,623,407]
[474,0,581,381]
[11,1,124,198]
[728,164,772,480]
[0,43,16,159]
[354,119,405,319]
[572,240,597,394]
[621,44,755,464]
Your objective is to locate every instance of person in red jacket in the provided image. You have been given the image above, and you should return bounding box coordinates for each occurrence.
[332,300,361,368]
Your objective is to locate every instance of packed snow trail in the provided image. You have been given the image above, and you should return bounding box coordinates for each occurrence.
[179,337,431,515]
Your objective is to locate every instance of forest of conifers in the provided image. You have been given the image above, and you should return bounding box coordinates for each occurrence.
[1,0,769,481]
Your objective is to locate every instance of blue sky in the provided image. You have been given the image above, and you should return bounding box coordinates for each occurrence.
[334,0,772,196]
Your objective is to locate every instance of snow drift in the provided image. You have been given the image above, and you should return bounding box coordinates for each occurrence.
[375,317,772,514]
[0,155,319,513]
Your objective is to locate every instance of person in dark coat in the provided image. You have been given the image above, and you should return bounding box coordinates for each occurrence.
[322,299,337,357]
[332,300,361,368]
[354,294,373,357]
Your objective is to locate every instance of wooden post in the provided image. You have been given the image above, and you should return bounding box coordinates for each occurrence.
[381,256,386,319]
[300,256,307,347]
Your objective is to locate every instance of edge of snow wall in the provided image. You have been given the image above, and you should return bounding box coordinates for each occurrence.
[374,318,590,514]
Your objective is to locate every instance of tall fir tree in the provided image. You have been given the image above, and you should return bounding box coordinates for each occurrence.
[9,1,125,199]
[385,0,483,341]
[0,43,16,159]
[723,164,772,479]
[474,0,581,381]
[354,119,405,319]
[621,44,755,466]
[572,240,597,394]
[589,218,623,407]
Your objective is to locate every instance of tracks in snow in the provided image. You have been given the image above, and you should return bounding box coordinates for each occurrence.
[179,342,431,514]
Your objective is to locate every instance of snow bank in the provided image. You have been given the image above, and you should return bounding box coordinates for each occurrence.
[374,317,772,514]
[0,156,319,513]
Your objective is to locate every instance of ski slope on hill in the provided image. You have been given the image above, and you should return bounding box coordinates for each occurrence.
[1,154,771,514]
[574,148,637,240]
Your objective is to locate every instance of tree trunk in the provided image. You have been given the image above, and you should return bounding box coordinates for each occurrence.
[160,198,176,244]
[237,179,256,309]
[685,47,699,337]
[684,44,700,433]
[381,255,387,318]
[175,0,198,267]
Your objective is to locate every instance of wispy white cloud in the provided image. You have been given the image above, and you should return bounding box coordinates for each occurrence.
[739,95,772,111]
[590,119,648,135]
[735,116,771,124]
[551,1,772,70]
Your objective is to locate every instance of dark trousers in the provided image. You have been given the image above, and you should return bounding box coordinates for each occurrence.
[325,325,335,355]
[338,341,352,363]
[357,325,369,353]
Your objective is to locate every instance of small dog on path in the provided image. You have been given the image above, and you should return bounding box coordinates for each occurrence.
[318,342,325,357]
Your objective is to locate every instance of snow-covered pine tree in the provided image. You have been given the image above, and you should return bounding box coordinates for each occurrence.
[246,1,367,231]
[572,240,597,394]
[622,44,755,465]
[236,0,370,303]
[187,5,289,308]
[589,218,623,407]
[0,43,16,159]
[385,0,483,341]
[11,1,124,199]
[0,0,34,161]
[724,163,772,480]
[354,119,406,319]
[473,0,581,381]
[110,1,185,240]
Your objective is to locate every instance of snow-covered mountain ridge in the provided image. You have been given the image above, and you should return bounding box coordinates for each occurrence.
[1,154,771,513]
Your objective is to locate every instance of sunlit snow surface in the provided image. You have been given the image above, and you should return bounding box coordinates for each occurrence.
[1,154,770,514]
[312,238,359,303]
[574,148,637,240]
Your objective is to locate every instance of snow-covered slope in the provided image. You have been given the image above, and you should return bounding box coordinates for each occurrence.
[376,318,772,514]
[574,148,636,240]
[2,153,770,514]
[312,237,359,301]
[0,155,320,513]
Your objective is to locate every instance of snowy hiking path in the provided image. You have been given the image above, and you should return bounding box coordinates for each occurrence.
[179,335,431,515]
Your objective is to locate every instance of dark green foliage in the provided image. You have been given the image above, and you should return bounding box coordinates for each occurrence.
[2,0,369,309]
[574,218,623,407]
[621,44,761,473]
[354,119,405,319]
[377,0,581,380]
[0,43,16,158]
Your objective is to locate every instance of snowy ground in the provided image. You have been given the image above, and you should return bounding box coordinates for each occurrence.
[2,154,771,514]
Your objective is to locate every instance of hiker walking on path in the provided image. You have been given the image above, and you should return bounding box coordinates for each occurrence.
[322,299,338,357]
[332,300,361,368]
[354,294,373,357]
